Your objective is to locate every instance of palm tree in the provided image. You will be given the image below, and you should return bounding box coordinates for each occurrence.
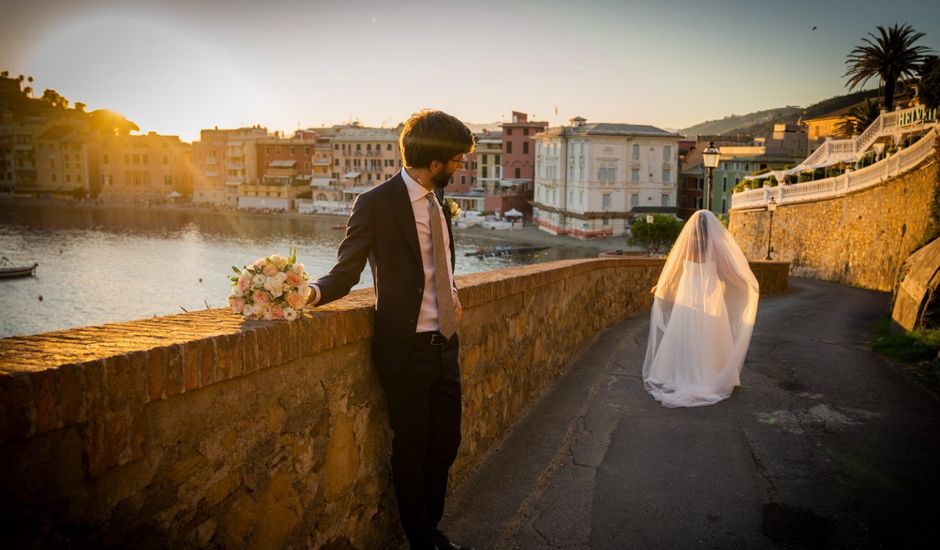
[844,24,933,111]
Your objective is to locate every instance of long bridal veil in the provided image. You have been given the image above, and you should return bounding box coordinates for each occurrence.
[642,210,760,408]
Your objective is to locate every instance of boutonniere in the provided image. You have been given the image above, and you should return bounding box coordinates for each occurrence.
[443,198,461,219]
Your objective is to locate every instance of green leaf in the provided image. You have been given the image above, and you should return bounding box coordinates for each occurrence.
[232,265,243,275]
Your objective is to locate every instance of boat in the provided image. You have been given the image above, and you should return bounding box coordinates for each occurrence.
[0,263,38,279]
[466,246,548,258]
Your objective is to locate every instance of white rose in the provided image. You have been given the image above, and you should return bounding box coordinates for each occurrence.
[264,277,284,296]
[231,288,244,299]
[283,307,298,321]
[275,271,288,283]
[292,263,305,275]
[252,274,265,287]
[270,254,288,269]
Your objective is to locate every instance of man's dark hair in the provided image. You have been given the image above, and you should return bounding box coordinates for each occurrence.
[400,110,475,169]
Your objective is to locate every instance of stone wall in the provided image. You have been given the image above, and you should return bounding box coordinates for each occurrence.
[729,154,939,292]
[0,257,788,547]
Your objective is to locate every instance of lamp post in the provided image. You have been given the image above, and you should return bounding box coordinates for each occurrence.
[702,141,720,212]
[646,214,654,224]
[765,196,777,260]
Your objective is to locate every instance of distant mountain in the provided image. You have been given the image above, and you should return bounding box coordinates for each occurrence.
[464,121,505,134]
[679,89,881,138]
[679,107,802,138]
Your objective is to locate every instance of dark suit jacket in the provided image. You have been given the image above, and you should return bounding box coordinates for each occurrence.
[313,171,457,377]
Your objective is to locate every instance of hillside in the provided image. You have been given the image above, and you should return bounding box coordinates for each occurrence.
[679,88,881,138]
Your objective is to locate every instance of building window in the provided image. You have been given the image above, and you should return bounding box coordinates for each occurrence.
[165,175,173,186]
[602,193,611,209]
[515,167,521,178]
[661,194,669,206]
[631,168,639,183]
[524,128,530,136]
[163,155,169,165]
[461,175,466,185]
[664,145,671,161]
[507,142,512,154]
[506,128,512,135]
[662,168,670,182]
[523,142,529,155]
[630,193,639,207]
[103,155,109,164]
[632,144,640,160]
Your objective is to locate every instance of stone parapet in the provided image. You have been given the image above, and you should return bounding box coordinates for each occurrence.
[0,258,683,547]
[729,155,939,292]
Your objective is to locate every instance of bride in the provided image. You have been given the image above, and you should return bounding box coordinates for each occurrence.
[642,210,760,408]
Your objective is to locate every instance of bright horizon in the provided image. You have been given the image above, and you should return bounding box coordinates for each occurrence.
[2,0,939,142]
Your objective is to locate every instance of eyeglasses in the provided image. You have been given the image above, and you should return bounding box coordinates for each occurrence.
[446,155,468,169]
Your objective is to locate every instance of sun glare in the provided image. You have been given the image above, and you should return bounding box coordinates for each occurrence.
[23,11,262,141]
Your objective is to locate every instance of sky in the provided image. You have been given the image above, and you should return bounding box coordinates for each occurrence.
[2,0,939,142]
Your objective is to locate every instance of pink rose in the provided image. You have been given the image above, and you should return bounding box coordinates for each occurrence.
[286,271,303,287]
[270,307,285,320]
[229,297,246,314]
[237,273,251,292]
[262,263,279,277]
[253,258,266,269]
[252,289,271,305]
[286,291,306,310]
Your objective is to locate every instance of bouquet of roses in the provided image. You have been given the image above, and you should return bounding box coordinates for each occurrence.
[229,247,311,321]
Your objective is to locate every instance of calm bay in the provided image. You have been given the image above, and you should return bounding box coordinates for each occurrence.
[0,200,609,338]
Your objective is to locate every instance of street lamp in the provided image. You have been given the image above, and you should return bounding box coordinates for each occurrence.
[765,196,777,260]
[646,214,654,224]
[702,141,721,212]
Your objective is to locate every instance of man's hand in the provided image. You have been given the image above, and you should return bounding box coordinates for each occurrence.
[453,290,463,324]
[650,285,657,295]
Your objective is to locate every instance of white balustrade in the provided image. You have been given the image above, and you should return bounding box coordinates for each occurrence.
[731,128,937,211]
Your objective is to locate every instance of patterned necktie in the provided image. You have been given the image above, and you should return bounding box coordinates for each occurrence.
[427,193,457,338]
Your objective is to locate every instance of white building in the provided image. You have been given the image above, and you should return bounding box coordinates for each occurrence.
[533,117,680,239]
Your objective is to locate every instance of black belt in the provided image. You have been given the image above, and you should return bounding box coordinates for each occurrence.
[415,331,451,346]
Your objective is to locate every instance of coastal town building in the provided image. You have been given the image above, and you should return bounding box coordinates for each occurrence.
[676,139,703,219]
[496,111,548,217]
[32,119,94,198]
[331,125,401,188]
[533,117,681,239]
[95,132,193,203]
[192,126,268,207]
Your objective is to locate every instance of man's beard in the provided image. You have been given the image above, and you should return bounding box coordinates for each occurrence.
[430,169,453,189]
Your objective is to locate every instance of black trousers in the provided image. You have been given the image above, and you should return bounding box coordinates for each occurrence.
[379,333,462,550]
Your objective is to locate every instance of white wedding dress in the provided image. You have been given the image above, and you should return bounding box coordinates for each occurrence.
[642,210,760,408]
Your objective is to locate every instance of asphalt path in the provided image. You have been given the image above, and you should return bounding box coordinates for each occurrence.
[441,278,940,549]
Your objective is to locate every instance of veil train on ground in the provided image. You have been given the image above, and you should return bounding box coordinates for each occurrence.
[642,210,760,408]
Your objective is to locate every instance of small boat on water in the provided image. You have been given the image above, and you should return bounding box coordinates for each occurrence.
[0,262,38,279]
[466,245,548,258]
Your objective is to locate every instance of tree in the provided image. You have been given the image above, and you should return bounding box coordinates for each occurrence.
[40,88,69,109]
[627,215,685,255]
[919,56,940,110]
[89,109,140,135]
[835,97,881,138]
[844,24,933,111]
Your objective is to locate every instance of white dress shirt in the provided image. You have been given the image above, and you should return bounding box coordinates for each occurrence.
[401,168,455,333]
[308,169,455,333]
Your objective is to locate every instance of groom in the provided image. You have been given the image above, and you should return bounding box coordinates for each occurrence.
[308,110,475,550]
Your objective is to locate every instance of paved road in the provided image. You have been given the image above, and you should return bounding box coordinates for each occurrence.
[440,278,940,549]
